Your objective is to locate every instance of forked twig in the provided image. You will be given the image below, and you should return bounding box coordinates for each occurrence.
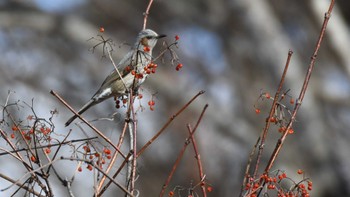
[50,90,126,159]
[137,90,205,157]
[264,0,336,174]
[159,104,208,197]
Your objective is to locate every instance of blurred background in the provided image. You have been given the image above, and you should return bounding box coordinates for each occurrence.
[0,0,350,196]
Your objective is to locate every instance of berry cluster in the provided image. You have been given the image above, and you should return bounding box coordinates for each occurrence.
[244,170,312,197]
[254,91,296,135]
[77,145,113,172]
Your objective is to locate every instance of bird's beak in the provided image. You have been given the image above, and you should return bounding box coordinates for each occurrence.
[157,34,166,39]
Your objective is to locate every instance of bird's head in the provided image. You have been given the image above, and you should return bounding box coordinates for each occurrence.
[135,29,166,51]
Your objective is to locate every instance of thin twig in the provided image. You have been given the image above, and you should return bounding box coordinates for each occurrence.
[143,0,154,30]
[60,157,134,197]
[96,122,128,193]
[252,50,293,179]
[264,0,335,174]
[0,137,97,156]
[0,173,45,197]
[159,104,208,197]
[188,125,207,197]
[137,90,205,157]
[50,90,126,159]
[98,152,133,197]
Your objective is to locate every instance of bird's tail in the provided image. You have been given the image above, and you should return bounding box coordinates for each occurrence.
[65,99,96,127]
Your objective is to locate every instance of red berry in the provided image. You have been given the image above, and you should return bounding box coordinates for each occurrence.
[148,100,155,106]
[175,35,180,41]
[87,164,93,171]
[255,108,261,114]
[10,133,15,139]
[144,46,150,52]
[290,98,295,104]
[207,186,213,192]
[45,148,51,154]
[30,155,36,162]
[265,92,271,99]
[297,169,303,174]
[103,148,111,155]
[176,63,183,71]
[99,27,105,33]
[78,166,82,172]
[12,125,18,131]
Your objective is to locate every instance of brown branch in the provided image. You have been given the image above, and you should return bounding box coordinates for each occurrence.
[0,173,45,197]
[264,0,336,174]
[50,90,126,159]
[98,152,133,197]
[159,104,208,197]
[252,50,293,179]
[60,156,134,197]
[188,125,207,197]
[143,0,154,30]
[0,136,96,155]
[96,122,128,193]
[136,90,205,157]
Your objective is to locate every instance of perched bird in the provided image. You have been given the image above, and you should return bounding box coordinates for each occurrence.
[65,29,165,126]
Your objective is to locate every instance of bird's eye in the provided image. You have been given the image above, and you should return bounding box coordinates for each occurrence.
[146,36,153,39]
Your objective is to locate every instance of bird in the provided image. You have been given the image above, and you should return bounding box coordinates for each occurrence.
[65,29,166,126]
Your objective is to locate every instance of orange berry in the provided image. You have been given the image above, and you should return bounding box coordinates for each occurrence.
[175,35,180,41]
[255,108,261,114]
[176,63,183,71]
[253,183,260,189]
[307,181,313,186]
[30,155,36,162]
[84,146,91,153]
[106,155,112,160]
[269,117,277,123]
[25,135,32,140]
[137,73,144,79]
[288,128,294,134]
[297,169,303,174]
[138,94,143,99]
[278,127,286,133]
[207,186,213,192]
[94,152,100,157]
[11,125,18,131]
[99,27,105,33]
[103,148,111,155]
[265,92,271,99]
[45,148,51,154]
[290,98,295,104]
[282,173,287,178]
[89,155,94,160]
[10,133,15,139]
[148,100,155,106]
[168,191,174,196]
[144,46,150,52]
[87,164,93,171]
